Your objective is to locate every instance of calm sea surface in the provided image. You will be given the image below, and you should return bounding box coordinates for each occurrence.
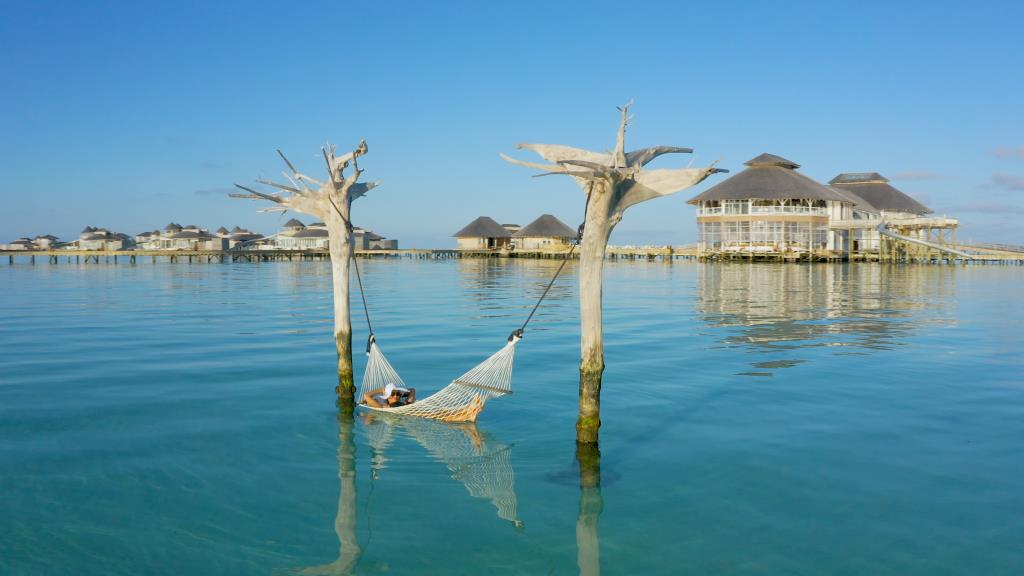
[1,259,1022,575]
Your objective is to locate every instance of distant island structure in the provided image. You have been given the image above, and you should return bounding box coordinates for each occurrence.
[688,153,960,261]
[1,220,396,253]
[257,218,397,251]
[454,214,575,251]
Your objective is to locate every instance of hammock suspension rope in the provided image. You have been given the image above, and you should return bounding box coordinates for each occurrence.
[341,195,585,422]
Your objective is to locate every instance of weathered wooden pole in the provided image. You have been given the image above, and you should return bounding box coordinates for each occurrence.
[503,103,725,445]
[232,140,377,412]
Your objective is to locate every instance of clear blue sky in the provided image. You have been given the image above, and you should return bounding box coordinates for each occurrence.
[2,0,1023,247]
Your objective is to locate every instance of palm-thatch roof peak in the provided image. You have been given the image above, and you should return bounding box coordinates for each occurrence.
[453,216,510,238]
[513,214,576,238]
[688,153,848,204]
[745,153,800,169]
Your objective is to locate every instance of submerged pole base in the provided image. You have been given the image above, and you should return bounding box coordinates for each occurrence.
[335,370,356,415]
[575,366,603,445]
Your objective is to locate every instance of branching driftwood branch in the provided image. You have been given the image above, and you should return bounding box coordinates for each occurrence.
[501,103,726,445]
[231,140,378,408]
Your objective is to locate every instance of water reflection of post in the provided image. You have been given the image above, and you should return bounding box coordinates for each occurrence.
[576,444,603,576]
[300,411,361,575]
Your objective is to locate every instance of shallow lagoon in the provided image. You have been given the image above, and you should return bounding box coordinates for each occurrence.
[1,260,1022,575]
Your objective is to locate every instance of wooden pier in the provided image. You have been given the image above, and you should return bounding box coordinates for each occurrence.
[3,244,1021,265]
[1,246,702,265]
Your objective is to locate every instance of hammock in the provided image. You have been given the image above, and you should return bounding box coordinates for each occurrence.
[337,202,581,422]
[357,334,519,422]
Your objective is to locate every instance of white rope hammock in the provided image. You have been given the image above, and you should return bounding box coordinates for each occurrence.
[357,335,519,422]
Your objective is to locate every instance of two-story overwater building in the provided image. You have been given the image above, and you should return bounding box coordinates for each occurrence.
[688,154,854,256]
[688,153,957,259]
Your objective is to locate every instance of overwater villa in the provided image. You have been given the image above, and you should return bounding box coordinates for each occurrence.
[257,219,397,250]
[66,226,134,250]
[134,223,261,250]
[455,215,574,250]
[828,172,956,254]
[0,234,58,251]
[512,214,576,250]
[688,153,958,260]
[454,216,512,250]
[135,223,228,251]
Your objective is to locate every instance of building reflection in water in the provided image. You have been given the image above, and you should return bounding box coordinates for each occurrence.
[696,263,957,375]
[457,258,575,328]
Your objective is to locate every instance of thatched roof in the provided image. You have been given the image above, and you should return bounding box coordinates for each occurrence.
[170,231,214,239]
[453,216,510,238]
[746,153,800,169]
[828,173,931,215]
[513,214,575,238]
[827,186,879,214]
[688,153,849,204]
[284,218,305,228]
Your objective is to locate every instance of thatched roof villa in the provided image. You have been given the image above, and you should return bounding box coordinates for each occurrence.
[512,214,576,250]
[688,153,958,259]
[454,216,512,250]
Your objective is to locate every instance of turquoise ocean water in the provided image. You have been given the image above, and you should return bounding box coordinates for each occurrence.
[1,259,1022,575]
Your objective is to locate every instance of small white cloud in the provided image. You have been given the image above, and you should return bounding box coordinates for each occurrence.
[950,202,1024,214]
[979,173,1024,191]
[194,186,236,196]
[994,147,1024,159]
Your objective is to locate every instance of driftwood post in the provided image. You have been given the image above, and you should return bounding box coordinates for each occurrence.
[232,141,377,411]
[502,103,725,445]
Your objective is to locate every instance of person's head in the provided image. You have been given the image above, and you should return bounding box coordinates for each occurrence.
[387,389,403,405]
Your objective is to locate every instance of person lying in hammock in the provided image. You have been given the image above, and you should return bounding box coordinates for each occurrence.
[363,383,416,408]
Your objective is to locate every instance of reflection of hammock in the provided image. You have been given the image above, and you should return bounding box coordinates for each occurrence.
[363,414,522,526]
[357,335,517,422]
